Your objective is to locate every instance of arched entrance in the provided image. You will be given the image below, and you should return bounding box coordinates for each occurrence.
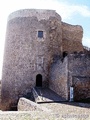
[36,74,42,87]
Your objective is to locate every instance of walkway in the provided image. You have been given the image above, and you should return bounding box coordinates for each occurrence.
[34,87,66,103]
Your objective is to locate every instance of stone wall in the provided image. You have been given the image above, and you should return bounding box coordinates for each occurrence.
[68,54,90,101]
[8,9,61,22]
[62,22,83,53]
[1,9,62,110]
[1,9,85,110]
[49,56,68,100]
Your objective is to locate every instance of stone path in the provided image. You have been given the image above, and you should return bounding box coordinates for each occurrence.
[0,102,90,120]
[39,102,90,120]
[35,87,66,102]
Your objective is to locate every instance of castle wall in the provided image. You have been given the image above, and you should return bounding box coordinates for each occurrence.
[62,22,83,53]
[68,54,90,101]
[1,9,87,110]
[1,9,62,110]
[49,57,68,100]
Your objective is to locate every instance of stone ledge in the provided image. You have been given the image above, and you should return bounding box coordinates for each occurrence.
[18,97,51,112]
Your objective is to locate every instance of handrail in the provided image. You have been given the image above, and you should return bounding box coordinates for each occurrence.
[32,88,42,102]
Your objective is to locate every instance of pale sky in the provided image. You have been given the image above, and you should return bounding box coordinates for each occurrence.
[0,0,90,79]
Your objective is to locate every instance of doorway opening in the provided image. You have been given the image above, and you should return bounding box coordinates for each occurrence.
[36,74,42,87]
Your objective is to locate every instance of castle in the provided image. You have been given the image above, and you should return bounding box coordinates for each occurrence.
[1,9,90,110]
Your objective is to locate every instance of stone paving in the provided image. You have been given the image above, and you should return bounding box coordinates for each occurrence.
[35,87,66,102]
[0,102,90,120]
[40,102,90,120]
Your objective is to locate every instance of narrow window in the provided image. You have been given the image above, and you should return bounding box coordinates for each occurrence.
[38,31,43,38]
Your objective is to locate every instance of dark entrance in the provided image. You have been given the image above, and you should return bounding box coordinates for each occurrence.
[36,74,42,87]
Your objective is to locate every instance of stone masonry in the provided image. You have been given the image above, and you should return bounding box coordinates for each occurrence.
[62,22,83,53]
[1,9,90,110]
[68,54,90,101]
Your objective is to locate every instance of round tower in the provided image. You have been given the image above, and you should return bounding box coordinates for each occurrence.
[1,9,62,110]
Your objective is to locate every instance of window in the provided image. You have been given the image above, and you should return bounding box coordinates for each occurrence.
[38,31,43,38]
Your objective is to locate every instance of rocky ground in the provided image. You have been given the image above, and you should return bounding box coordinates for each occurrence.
[40,102,90,119]
[0,102,89,120]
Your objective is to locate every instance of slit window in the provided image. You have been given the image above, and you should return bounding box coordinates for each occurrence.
[38,31,43,38]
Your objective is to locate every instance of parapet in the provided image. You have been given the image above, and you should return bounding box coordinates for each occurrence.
[8,9,61,21]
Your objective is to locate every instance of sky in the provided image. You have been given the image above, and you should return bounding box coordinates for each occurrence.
[0,0,90,79]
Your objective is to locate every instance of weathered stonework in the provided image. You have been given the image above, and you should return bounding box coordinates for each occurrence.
[49,57,68,100]
[1,9,62,110]
[1,9,89,110]
[18,97,51,112]
[62,22,83,53]
[68,54,90,101]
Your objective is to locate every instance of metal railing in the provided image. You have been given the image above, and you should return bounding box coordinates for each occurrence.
[32,88,42,102]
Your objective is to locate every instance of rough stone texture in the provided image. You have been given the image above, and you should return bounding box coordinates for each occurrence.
[68,54,90,101]
[1,9,62,110]
[62,22,83,53]
[49,57,68,100]
[1,9,86,110]
[0,102,90,120]
[8,9,61,22]
[18,97,51,112]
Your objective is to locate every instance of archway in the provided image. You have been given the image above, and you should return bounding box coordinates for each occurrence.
[36,74,42,87]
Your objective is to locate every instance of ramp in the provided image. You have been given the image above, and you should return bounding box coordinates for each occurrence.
[32,87,66,103]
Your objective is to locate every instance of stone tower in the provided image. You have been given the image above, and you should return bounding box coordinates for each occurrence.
[1,9,62,110]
